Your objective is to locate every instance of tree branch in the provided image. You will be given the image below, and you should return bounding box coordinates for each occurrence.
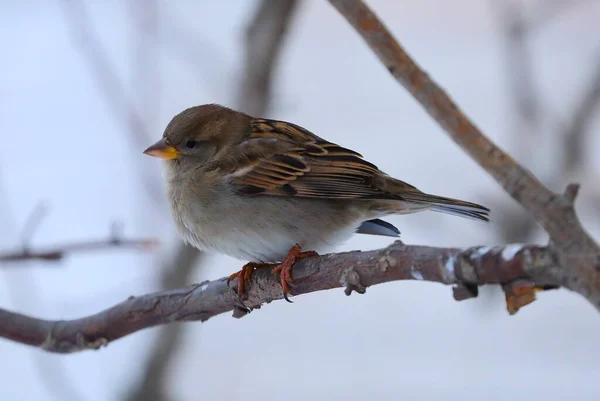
[0,209,156,263]
[327,0,600,308]
[0,242,559,353]
[0,237,156,263]
[238,0,301,116]
[59,0,163,207]
[124,242,204,401]
[493,0,540,139]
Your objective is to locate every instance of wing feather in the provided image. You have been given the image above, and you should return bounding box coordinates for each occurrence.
[230,118,398,200]
[223,117,490,222]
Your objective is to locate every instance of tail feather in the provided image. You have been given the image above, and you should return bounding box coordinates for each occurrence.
[401,192,490,222]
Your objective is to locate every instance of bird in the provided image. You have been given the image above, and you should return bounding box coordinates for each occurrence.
[143,104,489,300]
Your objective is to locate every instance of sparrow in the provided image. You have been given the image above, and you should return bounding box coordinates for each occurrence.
[144,104,489,300]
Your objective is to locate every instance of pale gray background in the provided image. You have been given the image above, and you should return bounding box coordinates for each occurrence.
[1,1,599,400]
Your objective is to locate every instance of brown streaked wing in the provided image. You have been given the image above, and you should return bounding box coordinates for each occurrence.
[232,118,402,200]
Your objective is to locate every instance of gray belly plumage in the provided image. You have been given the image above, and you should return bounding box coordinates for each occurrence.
[169,183,368,263]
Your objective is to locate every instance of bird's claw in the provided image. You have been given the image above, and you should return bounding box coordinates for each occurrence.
[227,262,262,297]
[271,244,318,302]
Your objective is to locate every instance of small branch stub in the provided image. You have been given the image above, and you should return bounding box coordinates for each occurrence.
[503,280,538,315]
[340,266,367,295]
[563,183,580,203]
[452,283,479,301]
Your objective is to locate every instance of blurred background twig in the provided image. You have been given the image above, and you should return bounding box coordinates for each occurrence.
[124,1,301,401]
[60,0,163,206]
[58,2,205,400]
[489,0,600,242]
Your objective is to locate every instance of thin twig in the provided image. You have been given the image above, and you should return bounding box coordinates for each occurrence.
[488,0,541,243]
[2,202,157,262]
[59,0,164,206]
[493,0,540,142]
[142,8,230,99]
[0,242,560,353]
[130,0,160,141]
[530,0,594,31]
[238,0,301,115]
[0,191,89,401]
[489,2,600,243]
[19,202,50,249]
[562,53,600,174]
[0,237,157,263]
[59,0,149,144]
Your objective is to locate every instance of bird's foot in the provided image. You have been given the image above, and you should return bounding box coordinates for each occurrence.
[272,244,319,303]
[227,262,265,296]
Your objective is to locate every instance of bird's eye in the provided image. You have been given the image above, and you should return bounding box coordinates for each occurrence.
[184,140,197,149]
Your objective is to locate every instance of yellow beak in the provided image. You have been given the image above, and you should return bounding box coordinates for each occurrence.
[143,138,180,160]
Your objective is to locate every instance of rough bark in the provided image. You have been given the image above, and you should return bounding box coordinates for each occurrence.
[0,243,559,353]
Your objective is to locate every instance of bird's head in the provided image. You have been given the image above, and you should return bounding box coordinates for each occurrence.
[143,104,250,171]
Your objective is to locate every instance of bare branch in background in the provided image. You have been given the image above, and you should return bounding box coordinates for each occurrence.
[489,1,600,243]
[59,0,149,144]
[124,1,301,401]
[238,0,301,115]
[59,0,163,206]
[556,56,600,218]
[530,0,593,30]
[130,0,160,137]
[488,0,541,243]
[0,232,156,263]
[143,9,231,99]
[0,242,561,353]
[121,2,199,401]
[124,242,203,401]
[560,54,600,212]
[562,54,600,174]
[493,0,540,140]
[327,0,600,306]
[0,190,90,401]
[56,3,204,399]
[18,202,50,248]
[1,202,156,263]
